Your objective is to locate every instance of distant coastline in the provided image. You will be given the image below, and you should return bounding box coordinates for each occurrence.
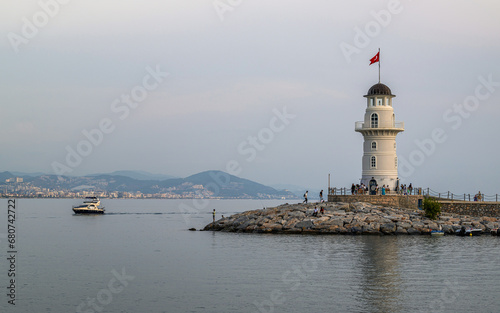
[0,170,299,200]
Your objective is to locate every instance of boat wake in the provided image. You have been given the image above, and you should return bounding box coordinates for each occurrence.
[104,212,205,215]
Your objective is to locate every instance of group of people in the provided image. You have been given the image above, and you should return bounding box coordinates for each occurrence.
[350,183,414,195]
[303,190,324,204]
[474,191,483,201]
[396,183,413,195]
[311,206,324,217]
[351,183,368,195]
[301,191,325,217]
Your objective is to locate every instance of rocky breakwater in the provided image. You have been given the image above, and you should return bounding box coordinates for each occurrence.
[203,202,499,235]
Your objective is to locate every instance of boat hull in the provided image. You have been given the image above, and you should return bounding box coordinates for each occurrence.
[431,231,444,236]
[455,229,482,236]
[73,208,104,214]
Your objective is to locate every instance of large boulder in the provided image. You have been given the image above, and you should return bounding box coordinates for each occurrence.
[313,216,331,224]
[407,228,421,235]
[362,223,380,234]
[236,220,252,231]
[262,223,283,232]
[380,223,396,234]
[283,218,300,230]
[329,218,344,227]
[397,222,412,229]
[287,211,306,218]
[295,220,314,229]
[395,226,408,235]
[441,224,454,234]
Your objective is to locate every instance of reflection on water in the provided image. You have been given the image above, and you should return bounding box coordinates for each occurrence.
[359,237,402,313]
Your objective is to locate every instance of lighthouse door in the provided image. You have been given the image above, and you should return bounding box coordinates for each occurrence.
[369,178,377,195]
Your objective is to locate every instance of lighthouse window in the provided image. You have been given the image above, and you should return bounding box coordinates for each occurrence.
[371,156,377,168]
[371,141,377,150]
[377,98,382,106]
[370,98,374,106]
[370,113,378,128]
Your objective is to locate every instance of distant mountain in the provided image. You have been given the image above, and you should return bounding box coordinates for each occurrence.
[180,171,294,198]
[9,171,48,177]
[89,170,177,181]
[0,171,15,181]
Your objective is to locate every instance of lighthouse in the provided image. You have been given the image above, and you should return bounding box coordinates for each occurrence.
[355,82,404,191]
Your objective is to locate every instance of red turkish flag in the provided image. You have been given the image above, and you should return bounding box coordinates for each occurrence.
[369,52,380,65]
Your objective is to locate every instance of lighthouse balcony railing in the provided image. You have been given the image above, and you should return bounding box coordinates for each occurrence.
[355,121,404,130]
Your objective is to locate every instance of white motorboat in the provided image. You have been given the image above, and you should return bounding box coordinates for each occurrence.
[72,197,105,214]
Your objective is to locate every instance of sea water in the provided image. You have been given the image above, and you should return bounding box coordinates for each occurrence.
[1,199,499,313]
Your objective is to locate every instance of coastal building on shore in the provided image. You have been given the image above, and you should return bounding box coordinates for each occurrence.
[355,82,404,191]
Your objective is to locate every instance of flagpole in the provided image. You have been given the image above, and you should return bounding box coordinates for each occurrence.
[378,48,381,83]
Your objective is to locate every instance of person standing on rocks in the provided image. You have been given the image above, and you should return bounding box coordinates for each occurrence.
[319,190,324,202]
[212,209,216,223]
[303,191,308,204]
[351,184,356,195]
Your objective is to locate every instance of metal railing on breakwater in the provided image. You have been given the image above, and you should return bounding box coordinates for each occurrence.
[328,187,500,202]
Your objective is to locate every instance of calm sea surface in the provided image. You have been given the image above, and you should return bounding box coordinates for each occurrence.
[1,199,500,313]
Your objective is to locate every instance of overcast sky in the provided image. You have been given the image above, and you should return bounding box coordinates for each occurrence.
[1,0,500,194]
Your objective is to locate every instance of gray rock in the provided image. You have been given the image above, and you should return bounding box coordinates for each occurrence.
[237,221,251,230]
[380,223,396,234]
[397,222,412,229]
[295,220,314,229]
[362,223,380,234]
[329,218,344,227]
[441,224,454,234]
[395,226,408,235]
[288,211,306,218]
[407,228,421,235]
[350,226,363,234]
[233,216,249,226]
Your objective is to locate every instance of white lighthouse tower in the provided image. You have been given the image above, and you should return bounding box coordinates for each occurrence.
[355,83,404,191]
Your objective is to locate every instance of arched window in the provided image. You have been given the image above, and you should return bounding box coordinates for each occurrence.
[371,156,376,168]
[371,141,377,150]
[371,113,378,128]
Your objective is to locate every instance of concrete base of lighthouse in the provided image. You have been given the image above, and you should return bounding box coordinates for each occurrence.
[360,175,398,192]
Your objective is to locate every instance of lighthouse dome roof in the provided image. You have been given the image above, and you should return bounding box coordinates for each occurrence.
[366,83,393,96]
